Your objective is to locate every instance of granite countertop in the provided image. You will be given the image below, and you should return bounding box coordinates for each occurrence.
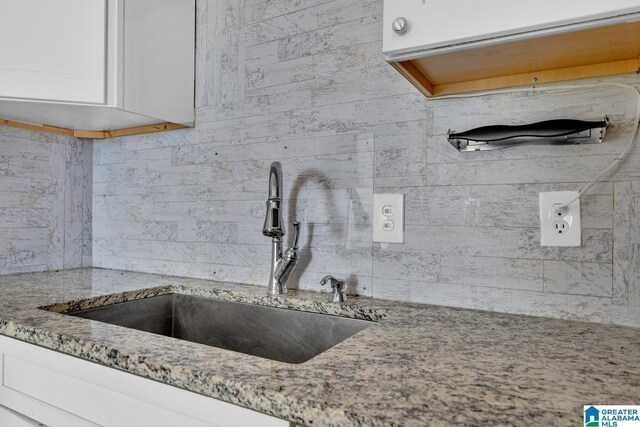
[0,268,638,426]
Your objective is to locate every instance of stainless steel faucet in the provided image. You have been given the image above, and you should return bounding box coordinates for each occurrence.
[263,161,301,296]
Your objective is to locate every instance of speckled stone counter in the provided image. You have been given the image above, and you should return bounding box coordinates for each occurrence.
[0,268,638,427]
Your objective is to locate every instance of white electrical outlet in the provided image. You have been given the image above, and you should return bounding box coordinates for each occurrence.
[539,191,581,247]
[373,193,404,243]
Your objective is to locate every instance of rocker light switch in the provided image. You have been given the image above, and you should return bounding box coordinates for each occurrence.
[373,194,404,243]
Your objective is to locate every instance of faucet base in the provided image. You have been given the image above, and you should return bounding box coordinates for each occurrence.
[267,285,288,297]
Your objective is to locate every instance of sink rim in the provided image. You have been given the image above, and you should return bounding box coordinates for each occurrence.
[40,290,379,364]
[38,285,386,322]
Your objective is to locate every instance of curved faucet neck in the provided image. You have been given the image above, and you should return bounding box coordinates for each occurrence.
[267,161,282,201]
[263,161,284,237]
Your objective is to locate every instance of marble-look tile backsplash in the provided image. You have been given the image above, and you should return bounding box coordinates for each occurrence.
[0,127,91,273]
[89,0,640,326]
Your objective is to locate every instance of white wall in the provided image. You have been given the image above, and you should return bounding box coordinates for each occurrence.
[0,127,91,272]
[90,0,640,326]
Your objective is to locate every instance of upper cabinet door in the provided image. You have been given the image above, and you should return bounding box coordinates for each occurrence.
[0,0,107,104]
[383,0,640,55]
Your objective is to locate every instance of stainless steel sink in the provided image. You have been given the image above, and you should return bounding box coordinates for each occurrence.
[65,294,372,364]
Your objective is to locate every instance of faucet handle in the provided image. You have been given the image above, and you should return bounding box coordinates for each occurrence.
[320,275,347,303]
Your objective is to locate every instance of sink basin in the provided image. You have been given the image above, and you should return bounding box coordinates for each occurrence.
[63,294,372,364]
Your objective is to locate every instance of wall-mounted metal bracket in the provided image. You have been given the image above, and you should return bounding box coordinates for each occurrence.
[447,117,609,152]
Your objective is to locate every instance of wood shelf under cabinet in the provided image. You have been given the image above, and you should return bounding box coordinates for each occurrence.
[1,118,187,140]
[391,20,640,97]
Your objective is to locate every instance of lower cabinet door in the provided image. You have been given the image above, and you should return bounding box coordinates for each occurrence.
[0,404,45,427]
[0,335,288,427]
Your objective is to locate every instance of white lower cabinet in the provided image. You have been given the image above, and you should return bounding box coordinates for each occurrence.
[0,404,43,426]
[0,335,289,427]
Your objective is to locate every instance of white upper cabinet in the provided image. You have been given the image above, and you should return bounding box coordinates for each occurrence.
[0,0,195,138]
[383,0,640,55]
[383,0,640,97]
[0,0,107,104]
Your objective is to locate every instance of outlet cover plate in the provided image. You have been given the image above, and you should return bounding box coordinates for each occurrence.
[539,191,581,247]
[373,193,404,243]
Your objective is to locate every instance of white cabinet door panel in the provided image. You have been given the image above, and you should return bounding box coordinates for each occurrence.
[0,404,44,427]
[383,0,640,55]
[0,336,289,427]
[0,0,107,104]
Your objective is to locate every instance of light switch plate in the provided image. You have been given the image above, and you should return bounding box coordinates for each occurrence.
[539,191,581,247]
[373,193,404,243]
